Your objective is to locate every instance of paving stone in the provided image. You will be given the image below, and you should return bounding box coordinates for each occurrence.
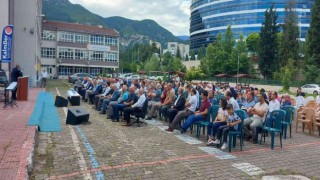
[29,80,320,180]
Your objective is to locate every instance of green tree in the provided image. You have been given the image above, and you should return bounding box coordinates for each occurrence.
[190,50,196,60]
[185,54,189,61]
[176,47,181,59]
[224,26,235,56]
[246,33,260,55]
[273,59,295,91]
[305,0,320,83]
[130,62,138,72]
[162,52,174,67]
[259,3,280,80]
[185,67,206,82]
[200,34,228,76]
[279,0,300,67]
[144,54,160,72]
[151,42,158,53]
[226,34,254,75]
[197,46,206,60]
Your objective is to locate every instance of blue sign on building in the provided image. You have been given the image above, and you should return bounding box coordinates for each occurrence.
[1,25,14,63]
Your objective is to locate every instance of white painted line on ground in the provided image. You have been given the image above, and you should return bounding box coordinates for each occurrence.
[232,163,265,176]
[175,134,203,145]
[157,125,180,134]
[145,119,164,126]
[56,87,93,180]
[198,147,236,160]
[156,124,202,144]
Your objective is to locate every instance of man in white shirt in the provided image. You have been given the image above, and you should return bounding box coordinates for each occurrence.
[226,91,240,110]
[243,94,269,142]
[122,89,146,126]
[166,88,197,131]
[41,70,48,88]
[269,91,280,112]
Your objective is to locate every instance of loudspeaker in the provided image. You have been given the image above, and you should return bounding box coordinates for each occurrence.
[68,96,80,106]
[55,96,68,107]
[66,107,89,125]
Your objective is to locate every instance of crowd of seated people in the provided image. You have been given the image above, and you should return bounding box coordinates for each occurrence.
[77,75,320,149]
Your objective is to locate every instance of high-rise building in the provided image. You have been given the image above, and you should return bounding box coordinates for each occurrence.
[190,0,314,51]
[41,21,120,79]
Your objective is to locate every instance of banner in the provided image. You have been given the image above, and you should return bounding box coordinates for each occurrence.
[1,25,14,63]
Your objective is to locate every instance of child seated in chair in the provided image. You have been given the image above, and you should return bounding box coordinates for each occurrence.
[213,104,241,150]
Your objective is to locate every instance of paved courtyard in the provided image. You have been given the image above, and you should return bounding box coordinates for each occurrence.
[30,80,320,180]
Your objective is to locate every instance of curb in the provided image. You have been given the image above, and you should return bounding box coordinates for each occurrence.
[15,126,38,180]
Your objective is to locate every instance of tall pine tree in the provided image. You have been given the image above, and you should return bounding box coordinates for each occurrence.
[305,0,320,83]
[176,47,181,59]
[259,4,279,80]
[279,0,300,67]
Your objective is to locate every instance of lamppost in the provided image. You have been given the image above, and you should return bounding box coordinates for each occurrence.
[237,49,240,85]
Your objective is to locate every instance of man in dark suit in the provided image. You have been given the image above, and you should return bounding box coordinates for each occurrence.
[10,64,23,100]
[88,81,103,104]
[166,87,187,124]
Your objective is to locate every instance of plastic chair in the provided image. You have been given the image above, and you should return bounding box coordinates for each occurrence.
[281,106,295,139]
[296,108,316,135]
[195,105,219,139]
[131,100,148,127]
[225,109,246,152]
[259,110,286,150]
[314,112,320,136]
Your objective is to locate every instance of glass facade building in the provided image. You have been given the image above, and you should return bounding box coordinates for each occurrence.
[190,0,314,51]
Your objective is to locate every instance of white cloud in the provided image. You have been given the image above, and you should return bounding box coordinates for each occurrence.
[69,0,191,35]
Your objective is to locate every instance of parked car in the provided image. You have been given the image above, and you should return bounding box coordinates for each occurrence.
[68,73,93,84]
[129,75,140,80]
[301,84,320,95]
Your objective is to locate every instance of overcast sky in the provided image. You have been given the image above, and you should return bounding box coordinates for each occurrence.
[69,0,191,36]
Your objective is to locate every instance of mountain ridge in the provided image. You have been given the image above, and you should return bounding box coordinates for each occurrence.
[42,0,186,47]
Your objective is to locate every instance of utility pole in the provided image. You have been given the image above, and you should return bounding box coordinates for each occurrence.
[237,51,240,84]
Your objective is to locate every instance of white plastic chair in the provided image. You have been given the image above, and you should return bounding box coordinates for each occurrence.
[316,96,320,105]
[306,96,314,101]
[295,96,305,108]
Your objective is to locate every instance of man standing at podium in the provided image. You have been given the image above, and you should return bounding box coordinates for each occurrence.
[10,64,23,100]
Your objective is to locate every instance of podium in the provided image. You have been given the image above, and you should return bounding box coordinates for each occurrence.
[17,76,29,101]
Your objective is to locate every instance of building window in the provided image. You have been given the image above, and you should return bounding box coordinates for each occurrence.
[105,37,117,46]
[91,51,104,61]
[58,66,72,76]
[41,47,56,58]
[74,67,88,74]
[105,52,118,62]
[90,35,104,45]
[75,49,89,60]
[90,67,103,76]
[75,33,89,44]
[58,31,74,42]
[41,30,56,41]
[58,48,74,59]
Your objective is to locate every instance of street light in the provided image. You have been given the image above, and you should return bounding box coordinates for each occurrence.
[237,51,240,84]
